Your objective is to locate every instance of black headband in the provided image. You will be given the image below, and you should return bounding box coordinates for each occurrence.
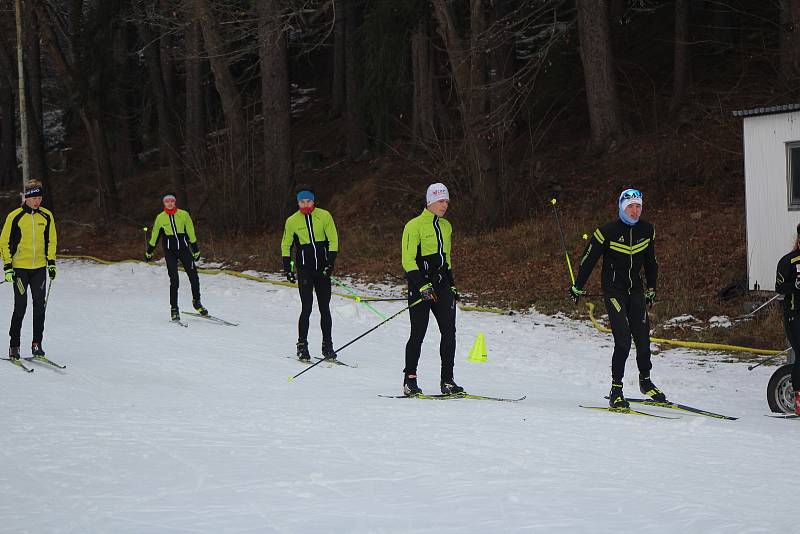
[24,187,43,198]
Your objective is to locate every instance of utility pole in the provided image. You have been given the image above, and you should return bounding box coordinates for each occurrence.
[15,0,30,187]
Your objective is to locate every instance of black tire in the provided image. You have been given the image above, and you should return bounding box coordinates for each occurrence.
[767,364,794,413]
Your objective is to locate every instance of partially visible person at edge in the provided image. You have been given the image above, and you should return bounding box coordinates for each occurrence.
[400,183,464,397]
[0,179,57,361]
[281,187,339,362]
[569,188,665,409]
[145,194,207,322]
[774,222,800,415]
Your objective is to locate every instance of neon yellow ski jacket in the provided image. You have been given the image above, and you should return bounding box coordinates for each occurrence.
[147,209,199,254]
[0,205,57,269]
[281,208,338,273]
[401,208,452,288]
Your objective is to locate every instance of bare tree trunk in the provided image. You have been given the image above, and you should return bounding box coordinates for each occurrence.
[411,18,435,145]
[79,107,120,219]
[669,0,691,114]
[576,0,624,154]
[185,18,207,169]
[257,0,293,226]
[36,3,120,221]
[0,70,15,187]
[24,1,43,131]
[23,2,48,189]
[0,41,16,187]
[138,21,188,206]
[488,0,516,221]
[433,0,498,224]
[158,0,176,99]
[108,22,136,179]
[780,0,800,81]
[344,0,368,159]
[191,0,250,220]
[330,0,345,118]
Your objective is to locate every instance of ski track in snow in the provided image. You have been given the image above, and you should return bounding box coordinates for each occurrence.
[0,260,795,533]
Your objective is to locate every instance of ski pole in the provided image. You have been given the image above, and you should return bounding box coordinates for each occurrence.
[44,277,53,310]
[289,298,422,381]
[357,297,407,302]
[550,198,575,285]
[141,226,150,262]
[747,348,790,371]
[331,276,387,320]
[746,294,780,317]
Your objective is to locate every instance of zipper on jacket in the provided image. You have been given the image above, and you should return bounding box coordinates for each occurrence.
[31,212,36,268]
[169,213,181,250]
[628,228,634,294]
[433,216,444,267]
[304,213,318,270]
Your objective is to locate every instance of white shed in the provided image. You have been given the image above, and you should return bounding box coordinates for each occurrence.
[735,104,800,291]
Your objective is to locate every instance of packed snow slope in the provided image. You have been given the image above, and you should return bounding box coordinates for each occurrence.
[0,261,795,533]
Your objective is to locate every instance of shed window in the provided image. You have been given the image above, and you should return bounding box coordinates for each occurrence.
[789,142,800,209]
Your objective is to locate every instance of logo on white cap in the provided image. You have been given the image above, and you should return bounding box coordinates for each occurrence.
[426,183,450,205]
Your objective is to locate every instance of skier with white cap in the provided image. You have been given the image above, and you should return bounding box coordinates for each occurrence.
[569,188,664,409]
[400,183,463,396]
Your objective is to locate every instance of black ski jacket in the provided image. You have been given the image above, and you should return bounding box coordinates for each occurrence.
[776,250,800,315]
[574,218,658,295]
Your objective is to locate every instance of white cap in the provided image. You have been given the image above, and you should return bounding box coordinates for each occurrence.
[426,183,450,206]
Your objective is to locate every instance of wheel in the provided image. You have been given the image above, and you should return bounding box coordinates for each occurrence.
[767,364,795,413]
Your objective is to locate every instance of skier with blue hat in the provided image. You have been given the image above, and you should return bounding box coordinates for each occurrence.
[281,187,339,362]
[569,188,665,409]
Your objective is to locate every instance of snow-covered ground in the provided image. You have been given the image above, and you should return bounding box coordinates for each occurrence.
[0,261,794,533]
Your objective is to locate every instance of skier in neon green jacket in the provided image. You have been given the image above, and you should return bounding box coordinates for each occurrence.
[0,179,57,361]
[281,188,339,361]
[145,194,207,322]
[400,183,463,397]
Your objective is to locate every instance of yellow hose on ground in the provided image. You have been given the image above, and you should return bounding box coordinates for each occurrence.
[60,254,506,312]
[585,301,783,356]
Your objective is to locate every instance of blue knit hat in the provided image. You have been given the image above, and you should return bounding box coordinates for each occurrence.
[296,190,315,202]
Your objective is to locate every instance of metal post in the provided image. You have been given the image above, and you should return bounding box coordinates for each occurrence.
[15,0,30,186]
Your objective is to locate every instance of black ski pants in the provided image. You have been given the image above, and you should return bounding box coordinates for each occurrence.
[165,247,200,308]
[9,267,47,347]
[783,313,800,388]
[604,291,652,383]
[404,277,456,382]
[298,271,332,344]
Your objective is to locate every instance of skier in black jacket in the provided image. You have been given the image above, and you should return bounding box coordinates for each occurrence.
[569,188,666,409]
[775,224,800,415]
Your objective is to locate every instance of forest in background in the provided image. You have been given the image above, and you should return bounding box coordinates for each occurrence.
[0,0,797,350]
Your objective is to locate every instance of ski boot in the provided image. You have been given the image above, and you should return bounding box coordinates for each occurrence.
[8,346,20,361]
[171,306,181,322]
[794,391,800,416]
[639,374,667,403]
[609,383,630,409]
[296,340,311,362]
[403,373,423,396]
[31,343,45,358]
[321,341,337,361]
[440,379,465,395]
[192,299,208,316]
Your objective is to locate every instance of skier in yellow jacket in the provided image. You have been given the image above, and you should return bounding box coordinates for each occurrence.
[281,188,339,361]
[400,183,463,396]
[0,180,57,360]
[145,193,206,322]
